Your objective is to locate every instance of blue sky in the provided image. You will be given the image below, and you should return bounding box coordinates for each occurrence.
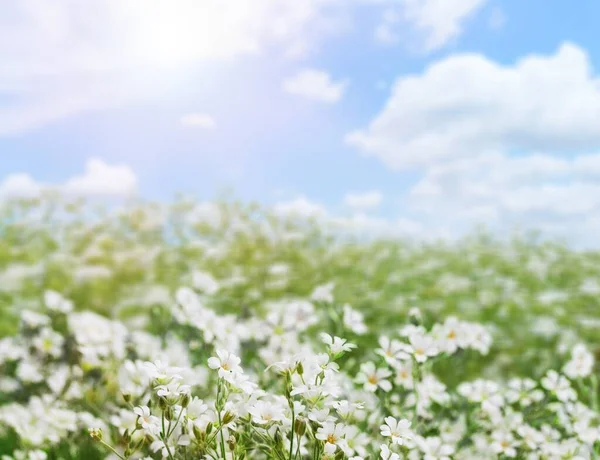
[3,0,600,243]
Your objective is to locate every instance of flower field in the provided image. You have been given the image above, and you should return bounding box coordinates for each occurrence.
[1,197,600,459]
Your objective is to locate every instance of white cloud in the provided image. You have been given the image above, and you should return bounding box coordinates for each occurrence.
[0,173,42,198]
[407,151,600,243]
[181,113,216,129]
[344,190,383,209]
[0,0,353,134]
[63,158,138,197]
[0,1,485,134]
[282,69,348,103]
[410,152,600,210]
[272,196,328,218]
[347,44,600,170]
[374,0,488,51]
[346,43,600,244]
[0,158,138,199]
[271,195,427,238]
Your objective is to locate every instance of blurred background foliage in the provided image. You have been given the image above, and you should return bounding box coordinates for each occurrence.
[1,195,599,387]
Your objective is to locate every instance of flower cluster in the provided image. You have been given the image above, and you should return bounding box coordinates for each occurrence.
[1,197,600,459]
[0,283,599,459]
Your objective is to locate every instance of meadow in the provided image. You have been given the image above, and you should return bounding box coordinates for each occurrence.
[1,196,599,459]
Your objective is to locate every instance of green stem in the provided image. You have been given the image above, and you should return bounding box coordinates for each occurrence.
[288,404,295,460]
[167,405,185,438]
[100,441,127,460]
[591,374,599,412]
[412,359,421,427]
[161,411,175,460]
[217,380,227,459]
[294,433,301,460]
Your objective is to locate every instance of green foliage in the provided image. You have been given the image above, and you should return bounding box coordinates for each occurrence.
[0,194,598,383]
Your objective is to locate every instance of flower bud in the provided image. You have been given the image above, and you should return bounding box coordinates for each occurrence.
[227,435,236,451]
[88,428,103,441]
[296,361,304,376]
[158,396,168,411]
[180,393,191,408]
[222,411,236,425]
[274,428,283,444]
[206,422,213,436]
[294,417,306,436]
[193,424,204,440]
[408,307,422,325]
[122,392,131,404]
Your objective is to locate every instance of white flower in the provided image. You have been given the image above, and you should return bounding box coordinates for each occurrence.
[458,379,504,410]
[0,337,25,363]
[248,400,286,425]
[333,400,364,420]
[144,360,183,384]
[43,290,73,313]
[409,334,438,363]
[155,381,191,400]
[134,406,161,436]
[229,370,257,393]
[32,327,64,358]
[380,417,412,445]
[21,310,50,328]
[316,422,347,454]
[517,424,544,450]
[191,271,220,295]
[311,282,335,303]
[432,318,464,354]
[563,344,594,379]
[186,398,208,419]
[151,434,190,459]
[343,304,368,335]
[490,430,517,457]
[308,408,335,424]
[376,336,411,364]
[12,450,47,460]
[466,324,492,355]
[541,370,577,402]
[574,419,600,445]
[380,443,400,460]
[287,300,318,331]
[69,311,127,365]
[505,378,543,407]
[391,360,413,389]
[356,362,392,392]
[320,333,356,355]
[415,435,454,460]
[344,424,369,457]
[208,350,243,382]
[16,358,44,383]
